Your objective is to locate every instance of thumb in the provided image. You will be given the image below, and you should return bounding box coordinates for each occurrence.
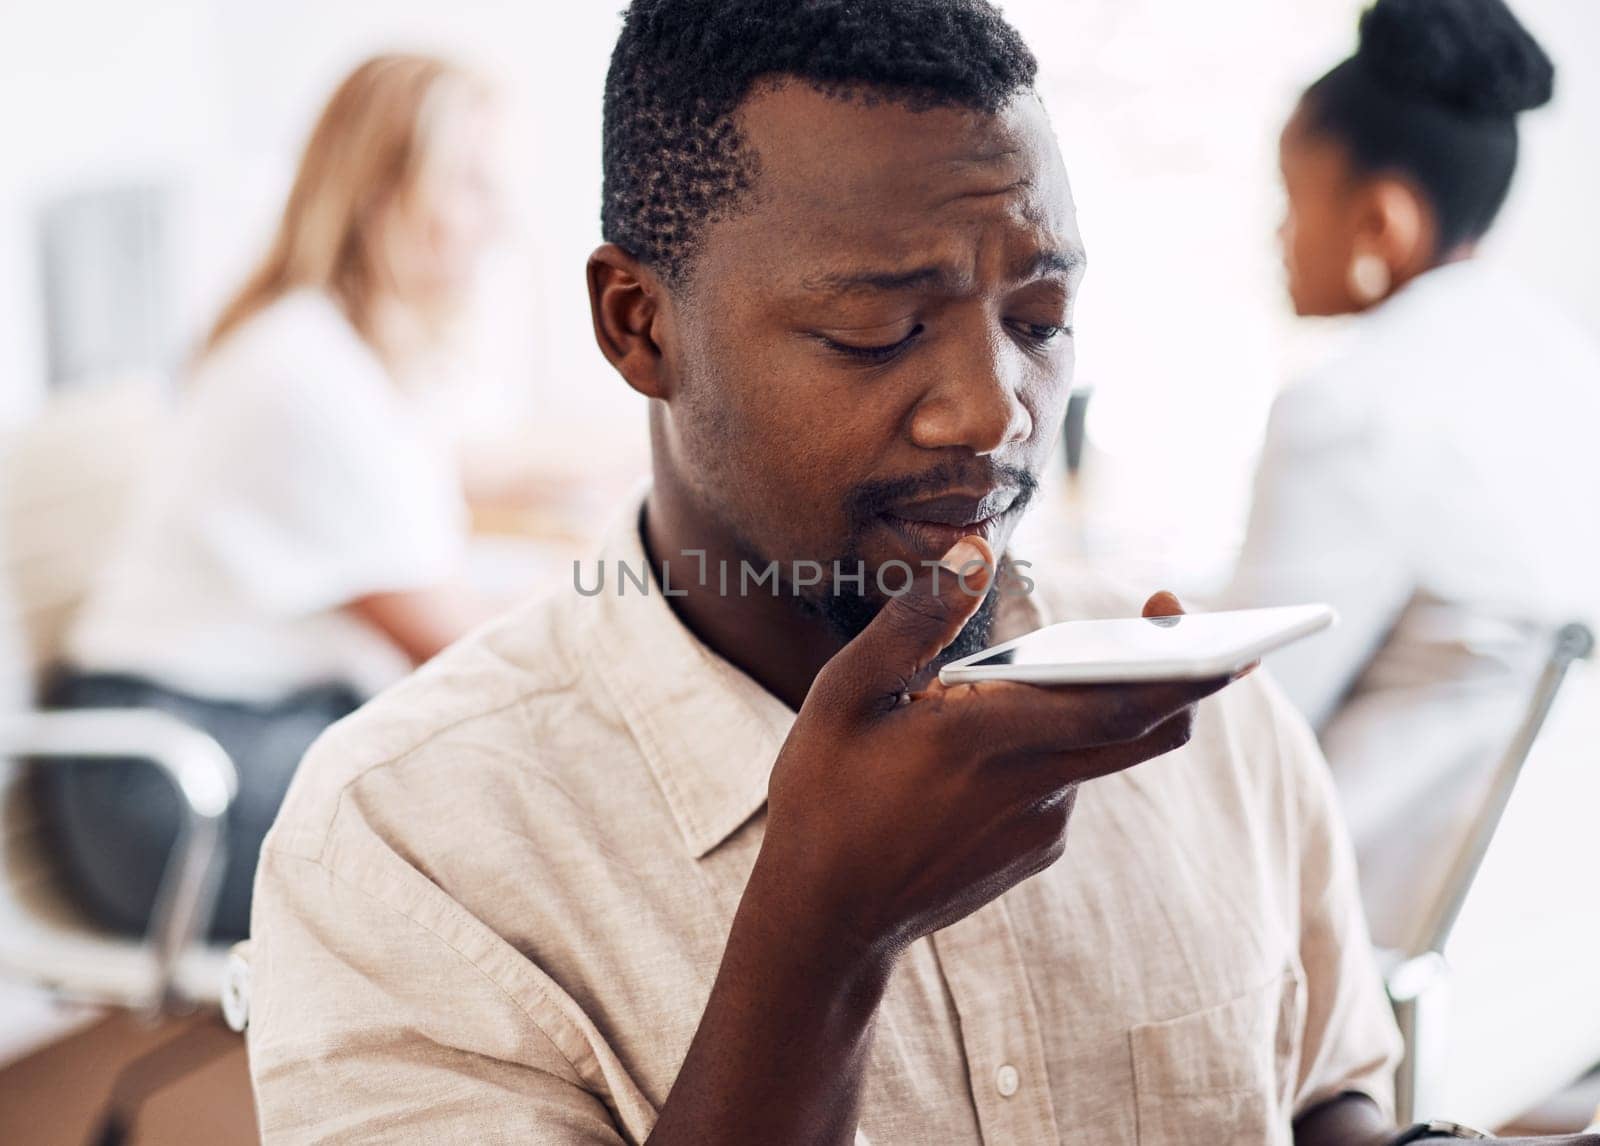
[820,536,996,716]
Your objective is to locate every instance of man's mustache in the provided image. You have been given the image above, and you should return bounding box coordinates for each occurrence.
[844,462,1039,529]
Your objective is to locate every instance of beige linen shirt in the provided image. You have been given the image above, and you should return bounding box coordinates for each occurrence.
[248,496,1401,1145]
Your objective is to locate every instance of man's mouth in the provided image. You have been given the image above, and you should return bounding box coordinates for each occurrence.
[877,489,1021,561]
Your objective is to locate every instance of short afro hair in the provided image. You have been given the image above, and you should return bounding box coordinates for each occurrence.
[600,0,1038,286]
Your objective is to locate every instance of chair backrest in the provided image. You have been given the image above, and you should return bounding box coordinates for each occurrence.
[0,546,26,711]
[1420,631,1600,1126]
[0,374,170,682]
[0,377,172,1011]
[0,711,106,1027]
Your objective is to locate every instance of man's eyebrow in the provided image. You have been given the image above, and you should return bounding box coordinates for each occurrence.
[800,248,1085,296]
[1019,247,1086,280]
[801,264,959,295]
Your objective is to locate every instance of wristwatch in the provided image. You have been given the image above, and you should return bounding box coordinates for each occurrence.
[1391,1121,1491,1142]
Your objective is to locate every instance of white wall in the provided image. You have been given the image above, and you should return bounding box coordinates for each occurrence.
[0,1,220,422]
[1011,0,1600,586]
[1485,0,1600,330]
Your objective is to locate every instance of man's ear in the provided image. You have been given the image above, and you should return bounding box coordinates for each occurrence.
[587,243,673,401]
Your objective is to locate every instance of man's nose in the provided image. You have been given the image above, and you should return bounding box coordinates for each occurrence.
[906,325,1034,456]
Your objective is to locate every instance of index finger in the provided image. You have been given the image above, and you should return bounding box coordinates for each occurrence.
[1140,591,1258,677]
[1142,590,1185,619]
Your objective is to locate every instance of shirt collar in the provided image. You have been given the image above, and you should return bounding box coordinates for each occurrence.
[578,491,798,858]
[577,487,1049,859]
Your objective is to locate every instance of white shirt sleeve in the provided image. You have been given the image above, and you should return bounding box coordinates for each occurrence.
[1223,375,1415,729]
[186,316,469,619]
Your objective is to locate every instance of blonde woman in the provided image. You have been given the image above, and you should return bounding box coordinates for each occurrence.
[42,54,504,941]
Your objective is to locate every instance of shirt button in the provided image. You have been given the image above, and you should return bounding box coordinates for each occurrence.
[995,1063,1020,1098]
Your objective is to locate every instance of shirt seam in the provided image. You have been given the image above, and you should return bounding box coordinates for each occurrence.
[270,849,598,1087]
[283,677,577,865]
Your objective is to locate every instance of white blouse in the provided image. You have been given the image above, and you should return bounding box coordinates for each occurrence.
[67,290,470,703]
[1224,259,1600,949]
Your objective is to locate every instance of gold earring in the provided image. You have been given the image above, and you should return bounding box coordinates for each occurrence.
[1347,252,1391,305]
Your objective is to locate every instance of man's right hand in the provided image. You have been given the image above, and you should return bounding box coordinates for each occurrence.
[757,535,1238,964]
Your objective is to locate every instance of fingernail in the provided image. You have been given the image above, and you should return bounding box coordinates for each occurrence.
[940,538,982,573]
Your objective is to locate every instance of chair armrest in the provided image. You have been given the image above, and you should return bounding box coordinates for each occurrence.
[1408,621,1596,959]
[222,940,252,1032]
[0,708,238,1012]
[1383,621,1596,1124]
[1385,949,1453,1125]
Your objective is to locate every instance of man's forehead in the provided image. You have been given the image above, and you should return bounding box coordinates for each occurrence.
[715,80,1079,274]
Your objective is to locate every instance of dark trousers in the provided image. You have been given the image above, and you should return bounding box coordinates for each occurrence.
[33,671,360,942]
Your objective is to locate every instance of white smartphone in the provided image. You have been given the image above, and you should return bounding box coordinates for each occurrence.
[938,603,1337,686]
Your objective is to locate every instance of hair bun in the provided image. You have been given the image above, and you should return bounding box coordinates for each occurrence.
[1356,0,1554,116]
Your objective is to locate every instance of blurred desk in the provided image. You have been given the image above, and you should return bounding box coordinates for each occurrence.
[465,531,584,607]
[465,473,638,606]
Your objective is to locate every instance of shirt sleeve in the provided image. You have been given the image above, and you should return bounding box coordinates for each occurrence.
[1222,377,1415,728]
[248,844,628,1145]
[187,344,469,618]
[1259,674,1405,1118]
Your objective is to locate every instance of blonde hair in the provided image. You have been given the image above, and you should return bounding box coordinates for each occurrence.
[203,53,484,361]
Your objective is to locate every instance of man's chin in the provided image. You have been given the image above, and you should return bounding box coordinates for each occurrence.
[936,591,1001,666]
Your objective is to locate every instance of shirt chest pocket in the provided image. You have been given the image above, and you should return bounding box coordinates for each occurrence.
[1129,964,1304,1146]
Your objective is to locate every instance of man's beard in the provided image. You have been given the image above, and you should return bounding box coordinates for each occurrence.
[795,459,1039,667]
[799,560,1008,668]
